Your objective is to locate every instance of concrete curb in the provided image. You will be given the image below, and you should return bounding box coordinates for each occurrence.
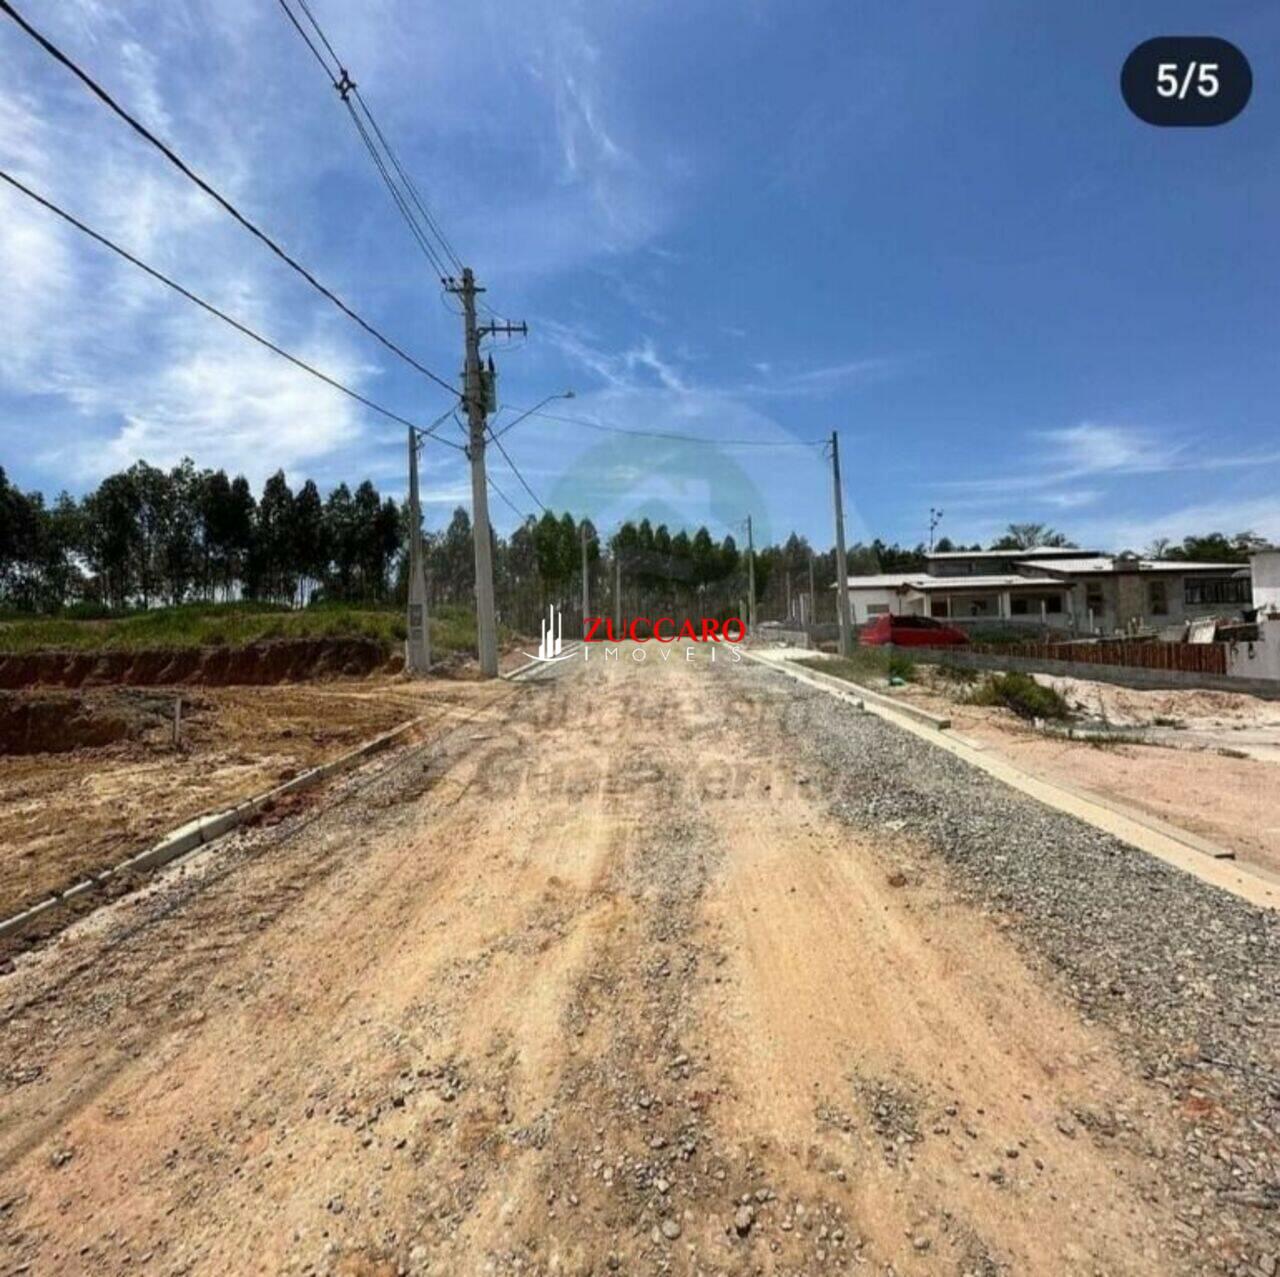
[744,649,1279,911]
[743,652,952,730]
[0,710,434,941]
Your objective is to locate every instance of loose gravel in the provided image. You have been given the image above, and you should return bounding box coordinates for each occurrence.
[744,663,1280,1274]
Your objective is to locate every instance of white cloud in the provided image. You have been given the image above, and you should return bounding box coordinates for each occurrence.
[544,321,893,405]
[39,332,362,485]
[1039,422,1171,473]
[0,6,376,488]
[938,421,1280,504]
[741,357,896,398]
[0,0,697,498]
[1042,489,1100,510]
[1074,498,1280,553]
[623,339,687,392]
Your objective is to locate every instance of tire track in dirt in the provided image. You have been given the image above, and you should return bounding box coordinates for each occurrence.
[697,677,1182,1274]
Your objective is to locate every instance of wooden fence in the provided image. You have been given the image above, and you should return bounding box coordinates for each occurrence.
[965,639,1227,676]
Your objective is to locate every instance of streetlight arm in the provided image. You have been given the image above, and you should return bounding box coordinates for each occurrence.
[490,390,575,441]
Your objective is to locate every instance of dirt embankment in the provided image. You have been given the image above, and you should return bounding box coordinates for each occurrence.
[0,636,397,690]
[0,679,501,937]
[0,690,176,755]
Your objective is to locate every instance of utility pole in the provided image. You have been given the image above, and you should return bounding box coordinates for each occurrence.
[445,268,526,678]
[829,431,853,656]
[405,425,430,674]
[808,552,817,629]
[746,514,757,634]
[580,523,590,634]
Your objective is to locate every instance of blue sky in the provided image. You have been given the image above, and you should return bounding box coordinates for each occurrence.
[1,0,1277,551]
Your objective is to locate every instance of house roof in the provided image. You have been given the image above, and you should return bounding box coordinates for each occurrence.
[840,574,927,590]
[1018,556,1245,576]
[925,547,1099,560]
[840,573,1065,592]
[912,574,1065,592]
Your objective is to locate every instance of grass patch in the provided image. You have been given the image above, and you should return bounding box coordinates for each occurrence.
[888,652,916,682]
[800,646,916,689]
[0,601,481,656]
[931,661,980,685]
[968,671,1069,721]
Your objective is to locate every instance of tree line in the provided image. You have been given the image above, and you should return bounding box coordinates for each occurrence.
[0,461,761,627]
[2,462,1266,626]
[0,461,401,613]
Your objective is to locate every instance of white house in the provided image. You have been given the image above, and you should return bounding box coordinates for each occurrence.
[1226,550,1280,682]
[1250,548,1280,615]
[841,547,1254,633]
[1018,554,1251,631]
[840,571,1074,626]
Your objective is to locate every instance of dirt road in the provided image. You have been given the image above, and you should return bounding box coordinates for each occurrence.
[1,652,1276,1275]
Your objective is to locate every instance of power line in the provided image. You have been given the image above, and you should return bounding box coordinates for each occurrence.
[507,405,828,449]
[0,170,466,449]
[487,473,531,523]
[274,0,333,77]
[486,429,548,514]
[343,95,451,279]
[292,0,343,67]
[0,0,461,401]
[352,89,463,272]
[276,0,463,278]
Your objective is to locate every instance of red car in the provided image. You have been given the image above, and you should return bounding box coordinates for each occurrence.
[859,613,970,647]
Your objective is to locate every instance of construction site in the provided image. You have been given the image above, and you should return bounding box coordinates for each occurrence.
[2,4,1279,1277]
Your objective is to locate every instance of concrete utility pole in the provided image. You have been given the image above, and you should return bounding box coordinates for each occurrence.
[829,431,853,657]
[580,523,590,634]
[445,268,526,678]
[405,425,430,674]
[746,514,757,634]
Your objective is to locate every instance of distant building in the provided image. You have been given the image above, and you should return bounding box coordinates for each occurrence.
[1014,553,1250,631]
[840,547,1253,632]
[1250,548,1280,615]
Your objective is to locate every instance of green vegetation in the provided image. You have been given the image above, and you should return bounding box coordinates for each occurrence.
[888,651,917,682]
[931,661,980,685]
[800,648,916,688]
[968,671,1069,720]
[0,601,481,655]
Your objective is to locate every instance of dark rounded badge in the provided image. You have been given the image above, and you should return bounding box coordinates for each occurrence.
[1121,37,1252,126]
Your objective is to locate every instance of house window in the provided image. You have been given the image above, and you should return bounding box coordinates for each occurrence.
[1184,577,1250,606]
[1046,595,1063,613]
[1086,584,1104,614]
[1148,580,1168,615]
[930,598,949,618]
[1010,597,1029,615]
[866,603,889,616]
